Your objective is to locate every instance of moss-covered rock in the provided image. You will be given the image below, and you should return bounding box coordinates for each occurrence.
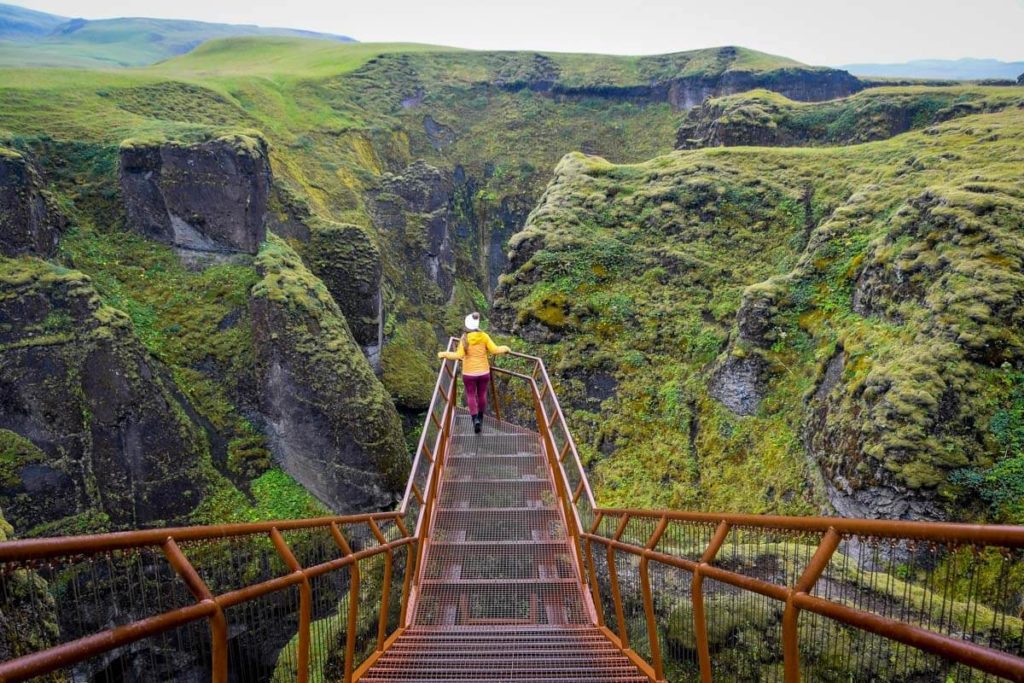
[494,107,1024,521]
[0,256,213,532]
[0,146,66,257]
[251,236,408,512]
[381,319,438,411]
[677,87,1024,149]
[305,221,383,352]
[119,133,271,255]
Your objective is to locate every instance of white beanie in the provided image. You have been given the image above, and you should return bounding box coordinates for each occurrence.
[464,312,480,331]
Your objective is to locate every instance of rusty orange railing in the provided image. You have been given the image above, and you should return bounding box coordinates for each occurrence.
[2,341,1023,682]
[0,345,462,683]
[490,349,1024,683]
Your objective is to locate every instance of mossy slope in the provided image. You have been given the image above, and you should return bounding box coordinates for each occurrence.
[495,106,1024,522]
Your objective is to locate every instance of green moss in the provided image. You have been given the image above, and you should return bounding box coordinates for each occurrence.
[381,319,437,411]
[192,468,328,524]
[0,429,45,489]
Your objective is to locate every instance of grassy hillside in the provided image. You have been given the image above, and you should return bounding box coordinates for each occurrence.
[0,3,354,68]
[493,106,1024,522]
[677,86,1024,148]
[0,2,65,39]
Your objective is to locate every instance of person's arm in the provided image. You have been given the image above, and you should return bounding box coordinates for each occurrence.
[437,340,465,360]
[483,334,511,355]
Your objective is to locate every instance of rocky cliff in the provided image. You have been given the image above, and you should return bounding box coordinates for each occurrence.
[676,87,1024,149]
[494,106,1024,523]
[0,258,213,533]
[0,147,66,257]
[119,134,270,255]
[251,237,408,512]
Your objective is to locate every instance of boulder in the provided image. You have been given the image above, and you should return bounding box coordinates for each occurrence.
[250,237,407,513]
[119,134,270,255]
[0,257,211,533]
[0,147,66,257]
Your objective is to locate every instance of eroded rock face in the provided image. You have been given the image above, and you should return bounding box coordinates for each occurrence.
[708,281,785,416]
[0,148,66,258]
[119,134,270,255]
[306,223,383,354]
[0,258,210,533]
[368,160,455,302]
[666,69,861,110]
[251,237,407,513]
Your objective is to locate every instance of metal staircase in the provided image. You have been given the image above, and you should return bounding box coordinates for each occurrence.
[0,342,1023,683]
[360,411,645,681]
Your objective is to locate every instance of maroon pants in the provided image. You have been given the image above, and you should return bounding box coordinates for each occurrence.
[463,373,490,416]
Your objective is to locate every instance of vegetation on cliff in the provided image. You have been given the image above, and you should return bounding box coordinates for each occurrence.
[495,106,1024,522]
[677,86,1024,149]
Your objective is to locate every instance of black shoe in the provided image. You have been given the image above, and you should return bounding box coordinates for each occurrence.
[473,415,482,434]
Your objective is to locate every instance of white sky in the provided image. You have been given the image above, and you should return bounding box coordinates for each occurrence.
[17,0,1024,64]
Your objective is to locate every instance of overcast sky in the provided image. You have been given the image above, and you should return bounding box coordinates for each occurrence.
[17,0,1024,64]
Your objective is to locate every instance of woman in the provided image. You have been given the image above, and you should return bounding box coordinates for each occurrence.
[438,312,511,434]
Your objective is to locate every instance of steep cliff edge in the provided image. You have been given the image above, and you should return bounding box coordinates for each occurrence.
[119,134,270,255]
[0,147,66,257]
[0,258,215,533]
[676,87,1024,149]
[251,237,408,512]
[494,107,1024,522]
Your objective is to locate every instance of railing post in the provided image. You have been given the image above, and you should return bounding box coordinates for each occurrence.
[368,519,393,652]
[609,515,632,649]
[641,517,670,682]
[330,523,360,683]
[162,538,228,683]
[394,516,415,627]
[586,513,606,627]
[269,528,311,683]
[489,371,502,422]
[694,521,731,683]
[782,528,841,683]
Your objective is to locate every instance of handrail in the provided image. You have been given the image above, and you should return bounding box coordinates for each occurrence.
[489,351,1024,683]
[0,341,461,683]
[2,344,1023,683]
[0,514,412,682]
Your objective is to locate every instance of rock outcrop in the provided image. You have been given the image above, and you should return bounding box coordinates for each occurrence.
[0,147,66,257]
[676,88,1024,149]
[0,257,211,534]
[119,134,270,255]
[709,281,784,416]
[250,237,407,513]
[368,160,455,303]
[305,222,384,356]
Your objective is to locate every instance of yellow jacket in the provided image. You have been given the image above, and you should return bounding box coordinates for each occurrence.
[438,332,510,375]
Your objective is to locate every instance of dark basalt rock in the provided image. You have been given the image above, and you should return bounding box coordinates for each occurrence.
[368,160,455,302]
[251,238,407,514]
[306,222,384,355]
[119,134,270,255]
[0,258,210,533]
[0,148,66,258]
[708,282,784,416]
[708,352,770,417]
